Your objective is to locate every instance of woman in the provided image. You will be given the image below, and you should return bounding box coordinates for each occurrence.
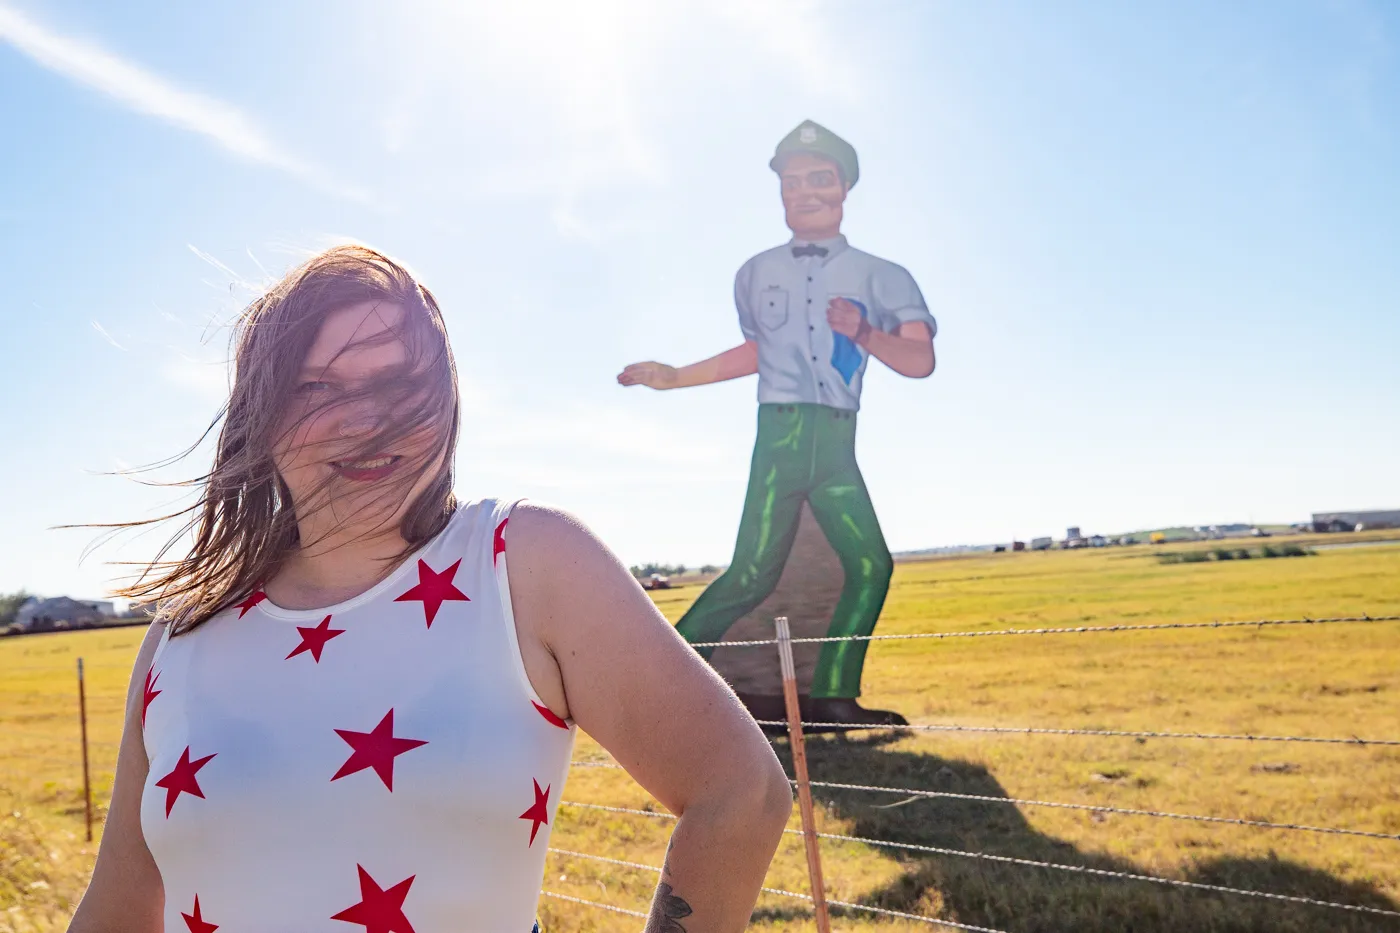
[67,245,792,932]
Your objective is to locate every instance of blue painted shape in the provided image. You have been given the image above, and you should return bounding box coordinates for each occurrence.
[830,298,868,385]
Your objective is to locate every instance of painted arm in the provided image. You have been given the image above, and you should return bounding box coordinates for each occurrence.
[617,341,759,390]
[504,504,792,932]
[828,299,935,378]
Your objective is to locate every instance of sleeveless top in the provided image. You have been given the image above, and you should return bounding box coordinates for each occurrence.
[140,498,574,933]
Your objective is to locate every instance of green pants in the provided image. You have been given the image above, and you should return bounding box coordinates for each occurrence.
[676,403,892,698]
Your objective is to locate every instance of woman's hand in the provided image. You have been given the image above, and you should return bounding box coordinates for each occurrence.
[505,504,792,932]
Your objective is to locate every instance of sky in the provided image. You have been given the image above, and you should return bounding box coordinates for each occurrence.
[1,0,1397,604]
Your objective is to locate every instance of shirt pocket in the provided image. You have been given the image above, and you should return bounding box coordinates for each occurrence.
[758,288,789,331]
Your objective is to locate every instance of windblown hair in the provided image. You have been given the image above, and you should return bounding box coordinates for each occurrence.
[109,245,460,635]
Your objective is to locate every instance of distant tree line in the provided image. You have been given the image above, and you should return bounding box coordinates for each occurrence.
[0,590,30,627]
[628,563,721,579]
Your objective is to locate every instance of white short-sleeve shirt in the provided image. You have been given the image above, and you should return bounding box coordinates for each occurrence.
[735,235,936,412]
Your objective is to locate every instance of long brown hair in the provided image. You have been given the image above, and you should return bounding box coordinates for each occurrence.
[107,245,460,635]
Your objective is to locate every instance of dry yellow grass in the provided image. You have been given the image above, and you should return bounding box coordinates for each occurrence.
[3,535,1399,931]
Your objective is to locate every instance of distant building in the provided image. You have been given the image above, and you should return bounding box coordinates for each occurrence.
[13,596,114,633]
[1066,527,1081,540]
[1089,535,1107,547]
[1030,537,1053,551]
[1312,509,1400,532]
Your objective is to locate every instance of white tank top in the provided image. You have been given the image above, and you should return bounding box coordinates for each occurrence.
[140,498,574,932]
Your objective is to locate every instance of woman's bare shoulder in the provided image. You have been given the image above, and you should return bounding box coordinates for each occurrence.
[504,501,602,566]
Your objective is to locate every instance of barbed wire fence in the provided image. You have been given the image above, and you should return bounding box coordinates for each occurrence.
[2,612,1399,930]
[542,612,1400,931]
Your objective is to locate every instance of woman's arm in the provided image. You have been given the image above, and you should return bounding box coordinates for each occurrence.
[506,504,792,932]
[66,623,166,932]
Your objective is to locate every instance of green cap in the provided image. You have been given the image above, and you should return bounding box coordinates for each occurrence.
[769,119,859,189]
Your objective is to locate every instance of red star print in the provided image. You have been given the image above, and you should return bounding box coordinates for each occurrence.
[393,559,469,628]
[142,666,162,727]
[332,709,427,791]
[182,895,219,933]
[331,865,416,933]
[235,591,267,618]
[286,614,346,663]
[155,746,216,817]
[519,778,551,846]
[532,701,568,730]
[493,518,509,566]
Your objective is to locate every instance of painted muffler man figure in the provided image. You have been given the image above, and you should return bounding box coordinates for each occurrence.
[619,120,937,727]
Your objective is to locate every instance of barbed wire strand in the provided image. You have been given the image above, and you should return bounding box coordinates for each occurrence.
[558,803,1400,918]
[565,765,1398,841]
[752,720,1399,746]
[690,613,1400,648]
[539,890,649,919]
[816,830,1400,919]
[562,800,677,821]
[800,779,1400,842]
[0,754,114,773]
[2,729,122,749]
[549,847,1009,932]
[568,759,624,769]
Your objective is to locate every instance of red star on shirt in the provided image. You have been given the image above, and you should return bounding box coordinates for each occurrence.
[532,701,568,730]
[142,666,162,727]
[393,559,469,628]
[332,710,427,791]
[235,591,267,618]
[155,746,216,817]
[286,614,346,663]
[519,778,551,846]
[182,895,219,933]
[493,518,509,566]
[331,865,416,933]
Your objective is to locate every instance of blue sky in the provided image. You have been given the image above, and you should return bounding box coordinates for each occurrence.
[2,0,1397,603]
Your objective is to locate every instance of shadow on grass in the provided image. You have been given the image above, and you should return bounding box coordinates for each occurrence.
[769,734,1398,933]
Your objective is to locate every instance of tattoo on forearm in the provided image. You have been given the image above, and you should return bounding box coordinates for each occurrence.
[645,882,692,932]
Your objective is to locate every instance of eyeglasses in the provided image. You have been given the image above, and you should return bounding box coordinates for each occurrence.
[780,169,839,192]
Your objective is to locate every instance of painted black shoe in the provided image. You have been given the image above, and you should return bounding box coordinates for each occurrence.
[804,697,909,732]
[734,692,790,735]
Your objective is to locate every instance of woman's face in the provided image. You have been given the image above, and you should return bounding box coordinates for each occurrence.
[271,300,446,537]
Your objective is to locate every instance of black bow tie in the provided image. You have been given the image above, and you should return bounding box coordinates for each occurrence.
[792,244,828,258]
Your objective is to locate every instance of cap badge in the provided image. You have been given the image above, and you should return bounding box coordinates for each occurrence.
[799,125,818,144]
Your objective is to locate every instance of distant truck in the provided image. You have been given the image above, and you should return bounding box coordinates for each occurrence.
[1149,532,1167,545]
[643,574,671,591]
[1030,537,1053,551]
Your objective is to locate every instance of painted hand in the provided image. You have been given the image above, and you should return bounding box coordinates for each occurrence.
[826,298,863,338]
[617,361,680,389]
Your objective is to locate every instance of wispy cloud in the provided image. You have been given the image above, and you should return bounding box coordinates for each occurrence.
[0,4,366,200]
[90,319,126,351]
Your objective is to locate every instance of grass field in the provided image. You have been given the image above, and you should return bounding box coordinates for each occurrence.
[3,534,1399,932]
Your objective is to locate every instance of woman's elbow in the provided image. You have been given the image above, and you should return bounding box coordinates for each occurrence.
[711,747,792,831]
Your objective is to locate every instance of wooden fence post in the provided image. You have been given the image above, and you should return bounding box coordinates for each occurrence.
[77,657,93,842]
[776,617,831,933]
